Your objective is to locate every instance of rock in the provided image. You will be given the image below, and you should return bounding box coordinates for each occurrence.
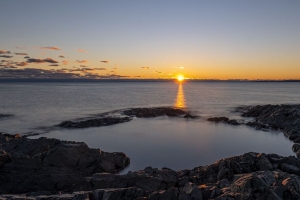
[207,117,229,123]
[292,143,300,152]
[57,116,132,129]
[122,107,187,118]
[57,107,190,129]
[256,153,273,171]
[227,120,240,125]
[0,133,129,194]
[0,150,11,168]
[2,138,300,199]
[148,188,179,200]
[183,113,199,119]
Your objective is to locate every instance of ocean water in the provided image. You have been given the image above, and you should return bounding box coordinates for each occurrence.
[0,81,299,172]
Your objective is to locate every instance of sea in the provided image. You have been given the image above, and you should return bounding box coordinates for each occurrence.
[0,81,299,173]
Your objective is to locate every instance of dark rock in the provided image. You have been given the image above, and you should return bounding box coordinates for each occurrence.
[0,133,129,194]
[122,107,187,118]
[57,116,132,129]
[292,143,300,152]
[183,113,199,119]
[207,117,229,123]
[57,107,190,129]
[227,120,240,125]
[240,104,300,136]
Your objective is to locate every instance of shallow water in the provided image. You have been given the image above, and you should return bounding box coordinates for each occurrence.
[1,81,299,172]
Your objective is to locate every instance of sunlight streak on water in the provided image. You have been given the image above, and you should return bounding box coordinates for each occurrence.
[174,83,186,108]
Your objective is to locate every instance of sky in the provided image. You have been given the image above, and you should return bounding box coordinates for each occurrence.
[0,0,300,80]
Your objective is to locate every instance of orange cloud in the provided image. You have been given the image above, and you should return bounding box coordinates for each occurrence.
[78,48,88,53]
[15,53,28,55]
[0,50,11,54]
[76,60,88,64]
[100,60,109,63]
[62,60,68,65]
[16,62,28,66]
[40,46,61,50]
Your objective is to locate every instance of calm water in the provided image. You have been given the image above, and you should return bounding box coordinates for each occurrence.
[0,81,299,172]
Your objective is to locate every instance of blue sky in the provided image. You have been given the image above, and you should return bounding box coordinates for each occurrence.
[1,1,300,79]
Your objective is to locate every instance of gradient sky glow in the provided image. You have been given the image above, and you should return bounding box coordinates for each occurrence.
[1,0,300,79]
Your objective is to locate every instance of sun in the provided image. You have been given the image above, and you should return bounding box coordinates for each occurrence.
[177,75,185,82]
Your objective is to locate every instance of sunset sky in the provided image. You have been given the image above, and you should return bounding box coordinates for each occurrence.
[1,1,300,80]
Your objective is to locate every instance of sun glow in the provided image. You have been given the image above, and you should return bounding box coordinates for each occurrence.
[177,75,185,82]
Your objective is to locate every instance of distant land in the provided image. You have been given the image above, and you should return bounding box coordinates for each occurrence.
[0,78,300,83]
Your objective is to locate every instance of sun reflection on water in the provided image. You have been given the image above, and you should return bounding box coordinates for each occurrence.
[174,82,186,108]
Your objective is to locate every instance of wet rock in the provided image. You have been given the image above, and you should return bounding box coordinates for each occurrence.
[57,116,132,129]
[207,117,229,123]
[227,120,240,125]
[122,107,187,118]
[2,140,300,199]
[0,150,11,168]
[240,104,300,136]
[57,107,191,129]
[0,133,129,194]
[183,113,199,119]
[292,143,300,152]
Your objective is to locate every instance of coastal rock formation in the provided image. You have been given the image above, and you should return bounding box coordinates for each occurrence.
[0,133,129,194]
[1,152,300,199]
[57,116,132,129]
[57,107,195,129]
[239,104,300,139]
[208,104,300,159]
[207,117,240,126]
[122,107,187,118]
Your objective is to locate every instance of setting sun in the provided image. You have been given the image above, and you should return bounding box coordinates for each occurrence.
[177,75,185,82]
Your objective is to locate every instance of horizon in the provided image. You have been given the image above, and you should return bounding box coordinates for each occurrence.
[1,1,300,80]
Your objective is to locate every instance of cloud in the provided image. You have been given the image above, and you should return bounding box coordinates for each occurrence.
[0,55,13,58]
[0,66,17,69]
[16,62,28,66]
[76,60,88,63]
[77,48,88,53]
[15,53,28,55]
[100,60,109,63]
[40,46,61,50]
[49,64,60,67]
[141,67,150,69]
[24,56,30,59]
[0,50,11,54]
[59,55,65,58]
[155,71,162,73]
[15,46,26,49]
[80,65,89,68]
[0,68,83,79]
[179,66,184,69]
[94,68,106,70]
[62,60,68,65]
[27,58,59,64]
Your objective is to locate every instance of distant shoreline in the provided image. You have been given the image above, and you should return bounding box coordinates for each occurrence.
[1,78,300,83]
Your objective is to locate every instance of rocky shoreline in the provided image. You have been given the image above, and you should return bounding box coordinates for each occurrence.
[1,134,300,199]
[1,104,300,199]
[57,107,196,129]
[208,104,300,159]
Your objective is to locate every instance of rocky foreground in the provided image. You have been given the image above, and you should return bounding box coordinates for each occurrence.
[1,133,300,199]
[0,133,129,194]
[57,107,195,129]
